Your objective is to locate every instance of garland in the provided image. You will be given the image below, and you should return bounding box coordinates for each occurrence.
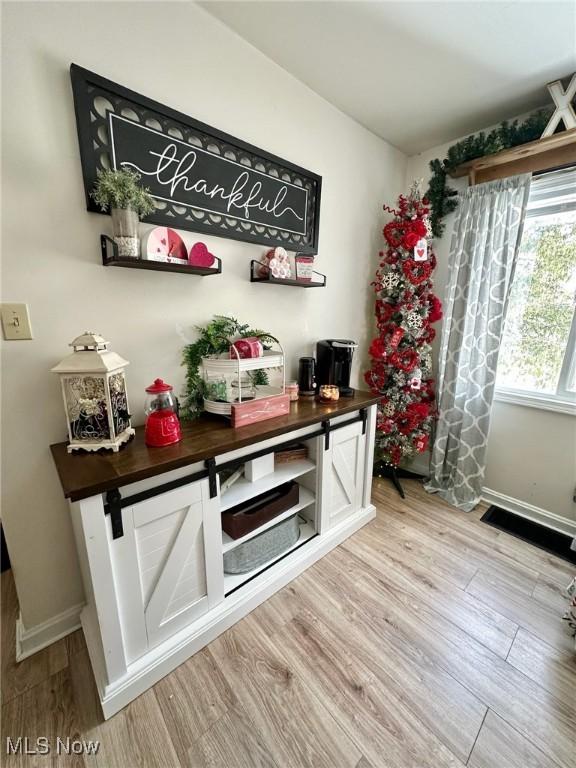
[426,107,554,238]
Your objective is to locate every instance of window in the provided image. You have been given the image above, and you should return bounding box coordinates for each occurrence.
[496,167,576,414]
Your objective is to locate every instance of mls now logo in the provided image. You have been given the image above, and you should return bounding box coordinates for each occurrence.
[6,737,100,755]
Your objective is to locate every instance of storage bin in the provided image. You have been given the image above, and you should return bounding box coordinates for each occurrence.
[222,481,299,539]
[223,513,300,574]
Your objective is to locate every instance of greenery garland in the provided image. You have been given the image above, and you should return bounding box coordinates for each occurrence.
[426,107,554,238]
[181,315,278,420]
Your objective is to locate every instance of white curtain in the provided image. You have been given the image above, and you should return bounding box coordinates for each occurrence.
[426,174,531,511]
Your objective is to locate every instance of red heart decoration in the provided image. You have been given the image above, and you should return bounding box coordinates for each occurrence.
[416,248,424,258]
[383,221,405,248]
[161,238,167,246]
[402,259,431,286]
[189,242,215,267]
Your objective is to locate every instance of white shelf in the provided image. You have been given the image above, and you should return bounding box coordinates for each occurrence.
[219,459,315,512]
[202,350,284,373]
[221,487,315,553]
[223,521,316,594]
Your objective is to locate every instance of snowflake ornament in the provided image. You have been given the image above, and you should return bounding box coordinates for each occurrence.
[383,401,395,417]
[406,311,423,330]
[381,273,400,291]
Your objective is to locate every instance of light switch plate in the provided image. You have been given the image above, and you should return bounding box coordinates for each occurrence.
[1,303,33,340]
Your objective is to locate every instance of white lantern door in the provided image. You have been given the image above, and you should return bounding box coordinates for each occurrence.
[319,421,366,531]
[121,479,223,651]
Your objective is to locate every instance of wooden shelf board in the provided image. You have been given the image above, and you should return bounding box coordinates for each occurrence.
[223,521,316,594]
[221,487,315,553]
[103,256,221,276]
[450,128,576,179]
[250,259,326,287]
[220,459,315,512]
[100,234,222,275]
[251,276,325,287]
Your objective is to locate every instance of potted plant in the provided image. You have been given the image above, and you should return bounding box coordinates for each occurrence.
[182,315,278,419]
[91,168,156,258]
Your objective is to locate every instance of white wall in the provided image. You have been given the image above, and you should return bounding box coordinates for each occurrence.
[1,1,406,631]
[407,138,576,531]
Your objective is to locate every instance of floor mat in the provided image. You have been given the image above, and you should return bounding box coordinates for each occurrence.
[481,506,576,565]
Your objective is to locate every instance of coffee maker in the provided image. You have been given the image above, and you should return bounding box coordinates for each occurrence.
[316,339,358,397]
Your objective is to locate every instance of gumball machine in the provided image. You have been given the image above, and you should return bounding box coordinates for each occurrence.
[144,379,182,447]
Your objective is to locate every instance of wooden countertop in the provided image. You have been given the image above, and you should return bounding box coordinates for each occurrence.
[51,391,379,501]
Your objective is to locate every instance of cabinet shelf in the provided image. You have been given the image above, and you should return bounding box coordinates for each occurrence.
[223,521,316,594]
[222,486,315,553]
[250,260,326,287]
[219,459,315,512]
[100,235,222,276]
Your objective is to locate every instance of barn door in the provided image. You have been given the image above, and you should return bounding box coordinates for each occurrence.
[127,479,223,649]
[319,421,366,531]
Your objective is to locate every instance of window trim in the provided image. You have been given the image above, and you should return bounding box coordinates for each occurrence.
[494,386,576,416]
[495,167,576,413]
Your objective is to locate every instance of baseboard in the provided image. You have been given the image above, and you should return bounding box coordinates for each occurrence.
[481,488,576,538]
[16,603,83,662]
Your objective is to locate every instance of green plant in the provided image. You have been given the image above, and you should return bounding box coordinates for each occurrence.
[426,107,554,238]
[181,315,279,419]
[91,168,156,218]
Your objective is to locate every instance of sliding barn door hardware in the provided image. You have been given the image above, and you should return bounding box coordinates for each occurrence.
[206,458,218,499]
[104,489,124,540]
[321,420,331,450]
[103,466,209,538]
[102,408,371,536]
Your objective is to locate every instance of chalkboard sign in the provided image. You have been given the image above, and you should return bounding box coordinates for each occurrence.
[70,64,322,253]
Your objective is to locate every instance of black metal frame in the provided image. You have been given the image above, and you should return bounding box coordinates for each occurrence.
[103,408,368,539]
[100,235,222,276]
[249,260,326,288]
[71,64,322,254]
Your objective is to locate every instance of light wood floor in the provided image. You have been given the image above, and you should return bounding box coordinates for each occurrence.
[2,479,575,767]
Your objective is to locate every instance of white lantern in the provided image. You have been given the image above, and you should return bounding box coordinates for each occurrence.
[51,332,135,453]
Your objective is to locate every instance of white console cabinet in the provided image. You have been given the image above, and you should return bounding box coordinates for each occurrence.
[53,397,378,718]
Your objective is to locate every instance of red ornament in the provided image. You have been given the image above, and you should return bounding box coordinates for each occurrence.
[414,434,429,453]
[402,260,432,286]
[412,219,427,238]
[402,231,420,250]
[375,300,396,324]
[369,337,387,359]
[428,294,443,323]
[388,326,404,349]
[380,417,395,434]
[420,325,436,344]
[389,347,419,373]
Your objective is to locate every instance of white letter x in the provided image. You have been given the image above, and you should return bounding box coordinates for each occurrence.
[541,73,576,137]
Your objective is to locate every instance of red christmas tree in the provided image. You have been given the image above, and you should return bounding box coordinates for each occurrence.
[365,183,443,468]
